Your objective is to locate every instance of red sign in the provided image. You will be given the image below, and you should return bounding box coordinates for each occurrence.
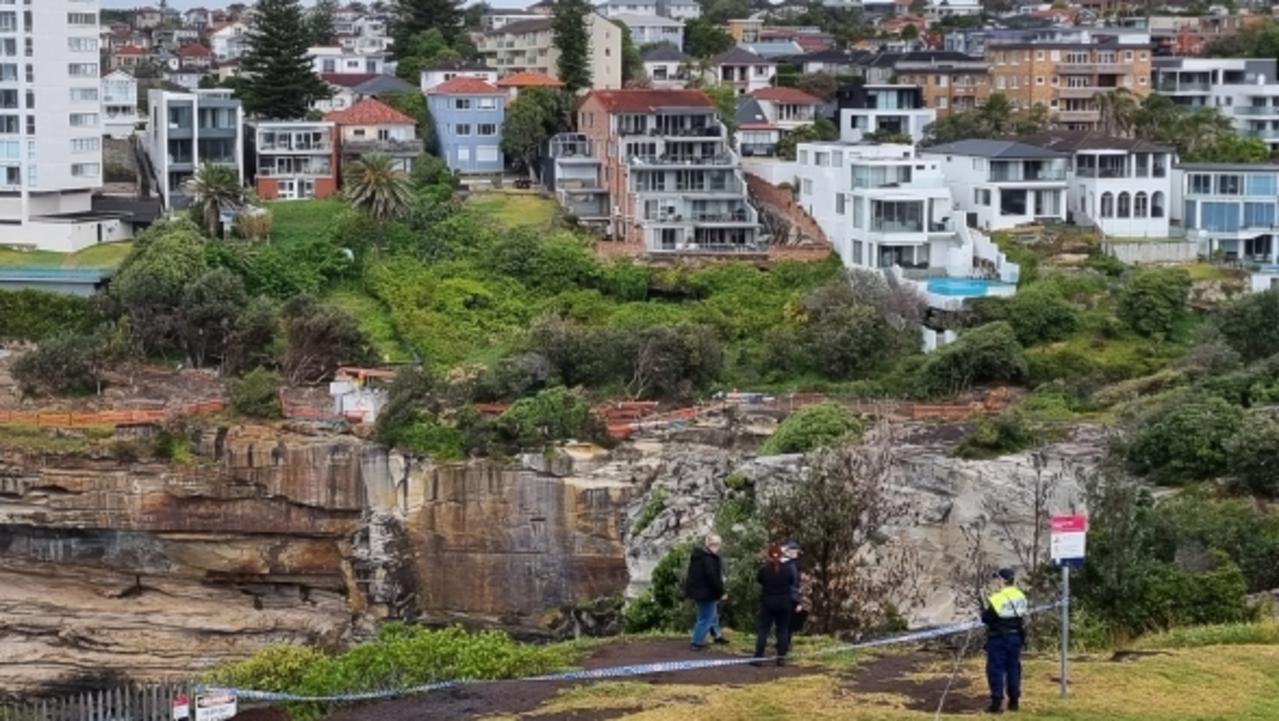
[1051,515,1088,533]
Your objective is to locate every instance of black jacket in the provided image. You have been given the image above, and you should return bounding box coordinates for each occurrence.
[757,562,797,610]
[684,546,725,602]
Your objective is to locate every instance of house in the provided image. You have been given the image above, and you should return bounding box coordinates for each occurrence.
[249,121,339,201]
[420,60,500,93]
[750,87,821,132]
[164,69,206,92]
[759,26,835,54]
[705,47,776,96]
[111,45,149,71]
[921,139,1069,231]
[215,59,242,83]
[838,85,936,143]
[315,73,417,113]
[893,51,990,117]
[495,71,565,101]
[478,13,622,90]
[427,77,506,174]
[734,98,781,157]
[184,7,212,31]
[309,46,388,75]
[726,18,763,44]
[210,22,249,61]
[926,0,982,19]
[611,14,684,49]
[178,42,214,71]
[326,98,424,174]
[1018,131,1174,238]
[663,0,702,21]
[134,7,163,30]
[102,71,140,140]
[558,89,761,253]
[482,9,540,32]
[1177,163,1279,265]
[142,88,245,210]
[789,49,870,76]
[642,45,691,89]
[1152,58,1279,151]
[597,0,700,20]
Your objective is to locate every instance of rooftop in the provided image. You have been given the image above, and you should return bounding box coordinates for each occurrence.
[324,97,416,126]
[1177,162,1279,172]
[587,88,715,113]
[612,13,684,27]
[642,44,690,62]
[712,46,771,66]
[751,86,822,105]
[492,17,553,35]
[495,70,564,88]
[1016,130,1174,154]
[431,76,503,95]
[924,139,1067,159]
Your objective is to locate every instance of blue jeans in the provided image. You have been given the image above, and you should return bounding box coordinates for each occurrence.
[691,600,719,646]
[986,634,1023,706]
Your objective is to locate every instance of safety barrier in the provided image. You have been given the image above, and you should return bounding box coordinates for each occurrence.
[205,603,1060,704]
[0,401,224,430]
[0,681,195,721]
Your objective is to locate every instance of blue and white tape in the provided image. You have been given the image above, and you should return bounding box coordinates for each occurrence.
[204,603,1060,703]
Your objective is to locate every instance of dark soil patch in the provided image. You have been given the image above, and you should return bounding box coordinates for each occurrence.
[233,709,290,721]
[1109,650,1169,663]
[322,639,807,721]
[847,651,987,714]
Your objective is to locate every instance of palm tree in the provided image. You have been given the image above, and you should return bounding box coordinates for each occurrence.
[1096,89,1140,138]
[185,163,248,238]
[342,153,413,222]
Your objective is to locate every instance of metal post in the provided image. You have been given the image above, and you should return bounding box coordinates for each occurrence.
[1060,565,1070,699]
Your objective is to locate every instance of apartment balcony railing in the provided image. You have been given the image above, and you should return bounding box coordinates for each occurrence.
[650,241,767,254]
[629,155,734,167]
[1058,62,1129,74]
[870,221,924,234]
[258,143,333,153]
[989,168,1067,182]
[1245,128,1279,139]
[620,125,722,138]
[1236,106,1279,116]
[1056,109,1101,123]
[257,166,333,177]
[342,139,424,155]
[1058,87,1103,99]
[691,210,754,223]
[1157,80,1212,92]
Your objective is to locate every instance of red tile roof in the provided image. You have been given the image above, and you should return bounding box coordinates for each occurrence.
[320,72,380,88]
[586,89,714,113]
[178,43,212,57]
[324,98,416,126]
[495,70,564,88]
[116,45,145,56]
[432,76,502,94]
[751,87,821,105]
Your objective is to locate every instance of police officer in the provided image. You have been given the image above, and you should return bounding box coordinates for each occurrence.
[982,568,1028,714]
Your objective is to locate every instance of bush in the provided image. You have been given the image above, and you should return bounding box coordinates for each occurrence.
[1226,413,1279,498]
[1006,285,1078,345]
[1118,268,1192,339]
[1152,493,1279,593]
[229,368,281,419]
[1125,390,1245,484]
[12,333,102,396]
[631,488,667,535]
[206,644,327,693]
[281,295,376,384]
[915,322,1028,397]
[760,402,862,455]
[233,208,274,241]
[954,411,1039,459]
[621,543,695,634]
[1217,288,1279,362]
[0,290,92,341]
[496,386,602,448]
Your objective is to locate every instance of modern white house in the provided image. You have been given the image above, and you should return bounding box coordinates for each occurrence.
[209,22,248,61]
[1018,131,1174,238]
[641,44,691,89]
[0,1,134,252]
[142,88,245,210]
[596,0,701,20]
[840,85,936,144]
[102,70,140,140]
[922,139,1069,231]
[611,14,684,49]
[1177,162,1279,264]
[309,46,388,75]
[420,61,499,93]
[705,47,776,96]
[1152,58,1279,150]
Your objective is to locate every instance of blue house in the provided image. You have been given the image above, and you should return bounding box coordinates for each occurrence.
[427,77,506,174]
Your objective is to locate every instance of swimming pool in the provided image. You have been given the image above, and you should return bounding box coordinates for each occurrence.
[926,277,1015,297]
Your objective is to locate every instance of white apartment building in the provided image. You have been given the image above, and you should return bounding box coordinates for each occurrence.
[142,88,244,210]
[210,22,248,62]
[840,85,936,144]
[611,14,684,49]
[926,0,981,19]
[1177,162,1279,264]
[922,139,1069,231]
[420,61,499,93]
[597,0,701,20]
[309,46,388,75]
[1152,58,1279,150]
[102,70,139,139]
[478,13,622,90]
[641,44,690,90]
[0,1,132,252]
[1019,131,1174,238]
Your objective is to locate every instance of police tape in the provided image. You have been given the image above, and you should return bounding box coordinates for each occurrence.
[203,602,1061,703]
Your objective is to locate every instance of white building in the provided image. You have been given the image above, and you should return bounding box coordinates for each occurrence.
[597,0,701,20]
[922,139,1069,231]
[840,85,936,144]
[611,14,684,49]
[641,44,691,89]
[102,70,139,140]
[210,22,249,62]
[309,46,388,75]
[926,0,982,19]
[1019,131,1174,238]
[1177,162,1279,264]
[478,13,622,90]
[142,88,244,210]
[420,61,500,93]
[0,1,133,252]
[1152,58,1279,150]
[705,47,776,96]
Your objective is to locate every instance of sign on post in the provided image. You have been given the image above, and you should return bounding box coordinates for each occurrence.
[172,695,191,721]
[195,692,237,721]
[1051,514,1088,699]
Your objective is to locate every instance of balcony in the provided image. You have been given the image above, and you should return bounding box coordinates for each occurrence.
[989,167,1067,183]
[691,209,754,224]
[342,138,424,155]
[1058,63,1129,75]
[629,155,734,167]
[258,165,332,178]
[1245,128,1279,140]
[1236,106,1279,116]
[1058,86,1102,99]
[1055,109,1100,123]
[259,142,333,153]
[1157,80,1212,93]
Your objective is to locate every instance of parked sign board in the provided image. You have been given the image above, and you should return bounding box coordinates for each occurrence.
[172,695,190,720]
[196,692,237,721]
[1050,514,1087,566]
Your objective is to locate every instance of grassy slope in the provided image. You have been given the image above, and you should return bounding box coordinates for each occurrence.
[513,643,1279,721]
[267,198,347,245]
[0,242,133,269]
[463,191,559,231]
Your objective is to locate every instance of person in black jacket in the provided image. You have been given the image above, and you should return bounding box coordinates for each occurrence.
[684,534,728,650]
[753,543,796,666]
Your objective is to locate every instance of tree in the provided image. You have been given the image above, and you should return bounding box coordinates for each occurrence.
[684,18,733,59]
[1096,88,1140,137]
[306,0,338,46]
[1216,289,1279,362]
[230,367,283,418]
[763,436,921,633]
[613,20,646,86]
[1125,390,1245,485]
[281,295,376,384]
[776,118,838,160]
[915,321,1028,397]
[12,333,107,396]
[979,93,1013,134]
[343,153,413,221]
[185,163,249,237]
[1006,285,1078,345]
[463,2,489,30]
[180,268,248,368]
[393,28,461,84]
[240,0,331,118]
[899,23,919,41]
[759,402,863,455]
[1117,268,1191,339]
[391,0,464,52]
[112,220,209,356]
[553,0,592,92]
[501,94,552,181]
[1226,413,1279,498]
[703,84,738,139]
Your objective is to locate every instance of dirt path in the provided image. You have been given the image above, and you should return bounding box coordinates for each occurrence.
[847,651,988,714]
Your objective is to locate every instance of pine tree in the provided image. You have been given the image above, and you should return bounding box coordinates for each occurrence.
[391,0,465,55]
[240,0,331,118]
[553,0,592,93]
[307,0,339,46]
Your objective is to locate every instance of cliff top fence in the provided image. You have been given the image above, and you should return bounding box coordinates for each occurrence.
[0,682,199,721]
[0,401,224,430]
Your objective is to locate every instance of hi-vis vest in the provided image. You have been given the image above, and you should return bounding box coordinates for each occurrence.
[988,587,1029,620]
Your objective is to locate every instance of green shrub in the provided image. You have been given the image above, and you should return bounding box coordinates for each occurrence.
[714,495,766,632]
[1217,288,1279,362]
[632,488,668,535]
[1125,391,1245,484]
[954,411,1039,459]
[622,543,695,633]
[1085,250,1127,277]
[496,386,602,448]
[760,402,862,455]
[387,416,466,460]
[916,322,1028,397]
[206,644,327,692]
[0,290,92,341]
[1152,493,1279,593]
[229,367,281,418]
[1225,413,1279,497]
[963,296,1009,327]
[1006,285,1078,346]
[11,333,102,396]
[1118,268,1192,339]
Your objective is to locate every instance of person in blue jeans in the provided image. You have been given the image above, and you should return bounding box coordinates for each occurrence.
[982,568,1028,714]
[684,534,729,649]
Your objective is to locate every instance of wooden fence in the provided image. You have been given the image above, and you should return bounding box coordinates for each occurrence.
[0,682,195,721]
[0,401,224,430]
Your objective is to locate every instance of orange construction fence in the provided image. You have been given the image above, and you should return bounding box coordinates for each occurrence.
[0,400,225,430]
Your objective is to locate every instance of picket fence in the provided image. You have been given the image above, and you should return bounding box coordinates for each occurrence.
[0,682,198,721]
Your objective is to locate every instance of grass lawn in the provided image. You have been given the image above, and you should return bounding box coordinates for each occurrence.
[267,198,346,246]
[464,191,559,231]
[328,288,411,364]
[1181,262,1240,283]
[0,242,133,270]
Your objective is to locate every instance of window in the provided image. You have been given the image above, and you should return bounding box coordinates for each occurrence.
[938,97,948,109]
[68,38,98,53]
[477,97,496,109]
[1125,51,1134,61]
[1100,191,1114,218]
[454,123,471,135]
[1036,50,1044,60]
[455,98,471,110]
[801,178,812,195]
[67,13,97,26]
[1134,191,1148,217]
[1244,202,1276,229]
[1152,192,1165,218]
[1036,76,1045,85]
[69,113,97,127]
[1117,191,1130,218]
[68,63,97,77]
[1247,174,1277,196]
[1201,202,1240,232]
[852,197,863,228]
[836,193,846,215]
[1051,50,1060,61]
[1217,174,1241,195]
[478,123,496,136]
[1190,173,1212,194]
[71,137,99,153]
[71,163,99,177]
[70,87,98,102]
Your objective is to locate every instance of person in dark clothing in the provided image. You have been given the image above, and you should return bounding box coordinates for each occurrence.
[753,543,796,666]
[684,534,729,650]
[981,568,1028,714]
[782,540,808,634]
